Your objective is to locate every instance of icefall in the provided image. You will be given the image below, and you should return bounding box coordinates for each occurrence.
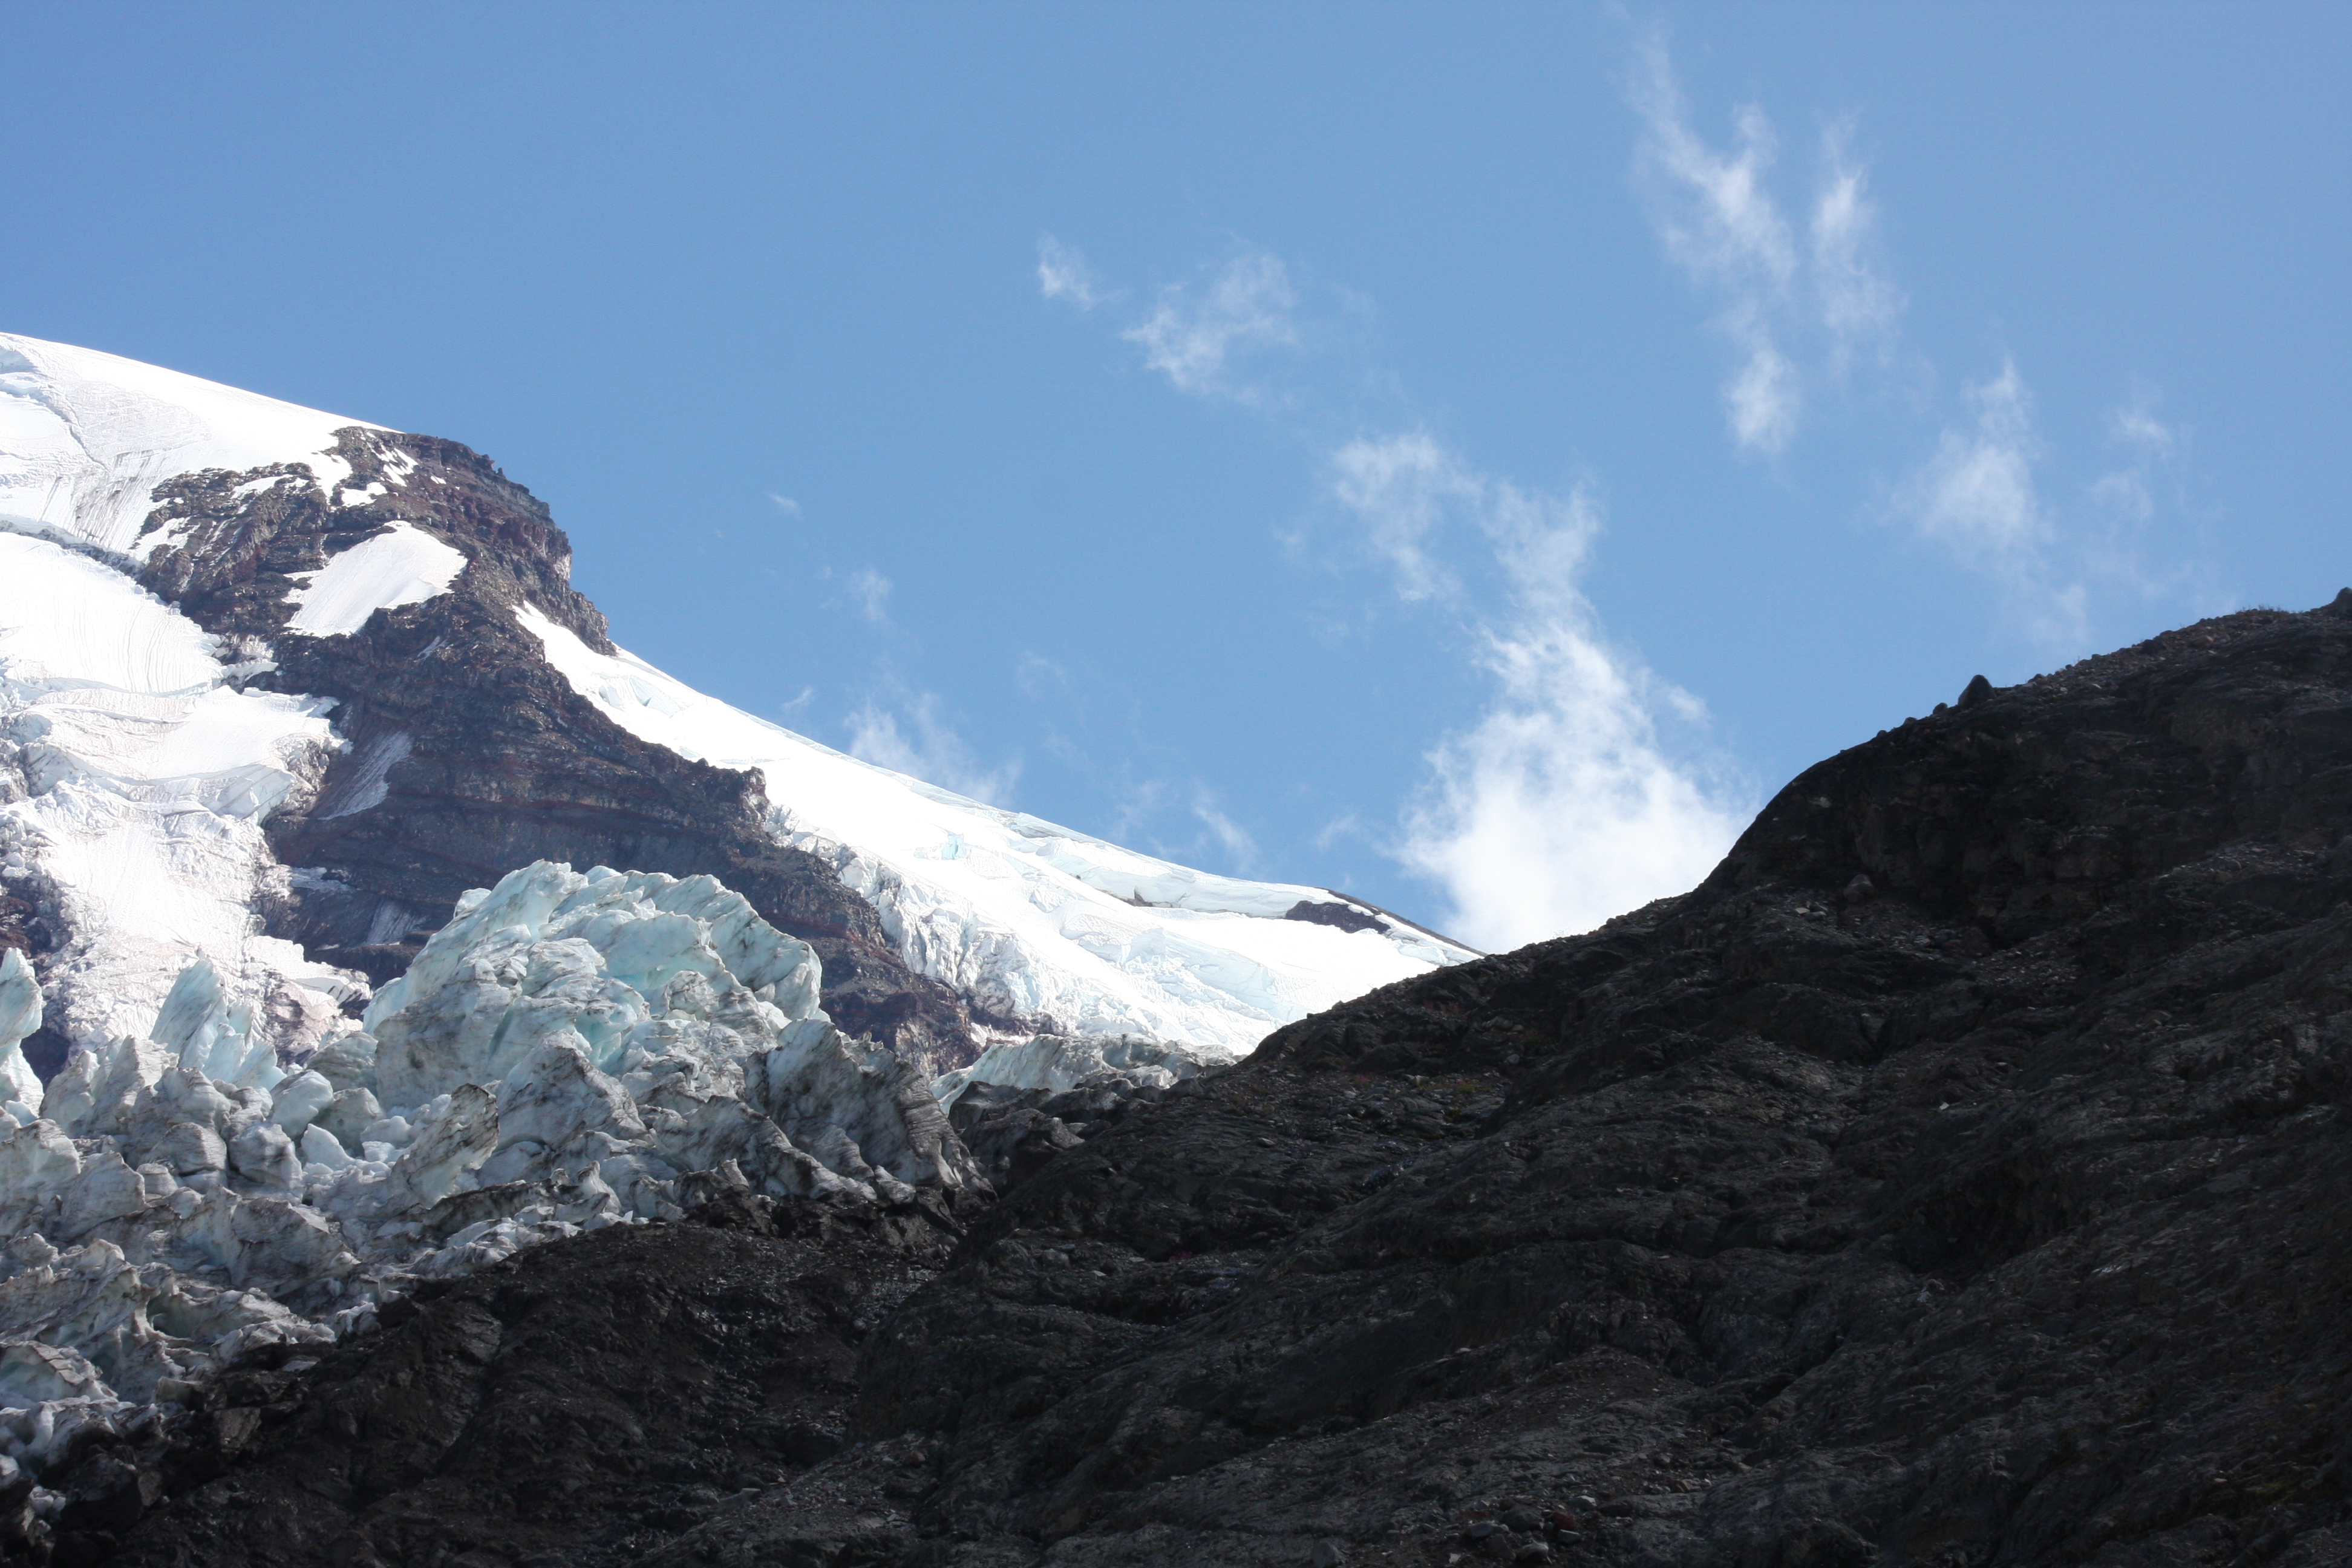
[0,860,981,1482]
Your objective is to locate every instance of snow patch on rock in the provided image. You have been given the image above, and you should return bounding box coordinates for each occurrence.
[284,522,468,637]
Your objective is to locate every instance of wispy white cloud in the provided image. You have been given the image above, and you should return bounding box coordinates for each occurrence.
[1014,652,1070,698]
[1311,811,1369,852]
[1901,361,2047,564]
[778,684,815,717]
[1810,125,1905,376]
[844,566,892,626]
[1326,433,1749,949]
[767,492,802,516]
[1192,790,1260,871]
[2080,394,2216,609]
[1123,253,1299,403]
[1723,330,1800,456]
[847,690,1021,806]
[2110,399,2178,461]
[1630,38,1904,456]
[1889,361,2088,647]
[1037,234,1113,311]
[1323,430,1469,606]
[2097,397,2182,525]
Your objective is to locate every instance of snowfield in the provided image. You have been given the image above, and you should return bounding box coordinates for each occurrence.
[0,532,353,1056]
[0,334,378,558]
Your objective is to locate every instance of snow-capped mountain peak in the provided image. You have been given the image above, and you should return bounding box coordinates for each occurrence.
[1,332,1471,1085]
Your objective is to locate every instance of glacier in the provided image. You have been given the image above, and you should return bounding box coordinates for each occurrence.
[0,329,1484,1491]
[0,860,975,1482]
[0,532,357,1057]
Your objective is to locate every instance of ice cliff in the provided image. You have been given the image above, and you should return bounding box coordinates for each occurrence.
[0,860,975,1480]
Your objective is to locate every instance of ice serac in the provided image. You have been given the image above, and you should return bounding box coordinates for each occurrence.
[0,950,41,1112]
[932,1030,1212,1112]
[0,860,978,1486]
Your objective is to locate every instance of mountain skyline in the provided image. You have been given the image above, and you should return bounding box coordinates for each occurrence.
[6,4,2344,952]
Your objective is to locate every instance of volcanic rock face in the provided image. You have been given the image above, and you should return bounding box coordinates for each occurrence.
[100,1194,968,1568]
[93,599,2352,1567]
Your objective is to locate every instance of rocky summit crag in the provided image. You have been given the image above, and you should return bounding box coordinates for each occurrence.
[65,596,2352,1567]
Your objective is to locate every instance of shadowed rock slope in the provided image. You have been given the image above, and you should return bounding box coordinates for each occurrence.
[99,595,2352,1567]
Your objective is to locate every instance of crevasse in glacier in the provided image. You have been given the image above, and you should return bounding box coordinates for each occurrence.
[0,861,977,1480]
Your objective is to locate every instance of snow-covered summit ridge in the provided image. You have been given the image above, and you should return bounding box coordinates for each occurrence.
[0,333,384,558]
[517,605,1475,1056]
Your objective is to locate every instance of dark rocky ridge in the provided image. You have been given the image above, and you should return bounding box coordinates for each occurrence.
[129,430,990,1076]
[80,596,2352,1567]
[71,1192,970,1568]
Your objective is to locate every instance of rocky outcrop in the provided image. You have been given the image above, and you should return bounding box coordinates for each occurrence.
[92,1192,969,1568]
[130,429,982,1070]
[88,596,2352,1566]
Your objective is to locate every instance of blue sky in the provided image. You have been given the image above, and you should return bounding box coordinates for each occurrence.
[8,4,2347,949]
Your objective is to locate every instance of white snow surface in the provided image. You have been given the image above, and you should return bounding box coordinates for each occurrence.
[0,332,382,557]
[0,533,353,1054]
[284,521,469,636]
[516,604,1474,1057]
[0,860,977,1480]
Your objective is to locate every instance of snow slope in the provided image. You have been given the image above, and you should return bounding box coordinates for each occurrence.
[519,606,1472,1054]
[0,333,378,557]
[0,533,353,1053]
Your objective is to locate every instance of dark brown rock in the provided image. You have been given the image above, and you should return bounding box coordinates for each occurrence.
[104,1195,965,1568]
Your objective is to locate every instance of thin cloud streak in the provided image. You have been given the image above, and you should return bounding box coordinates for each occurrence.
[1630,38,1904,456]
[845,566,893,626]
[1192,791,1261,871]
[1123,253,1299,403]
[1037,234,1112,311]
[1811,125,1906,376]
[847,690,1021,807]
